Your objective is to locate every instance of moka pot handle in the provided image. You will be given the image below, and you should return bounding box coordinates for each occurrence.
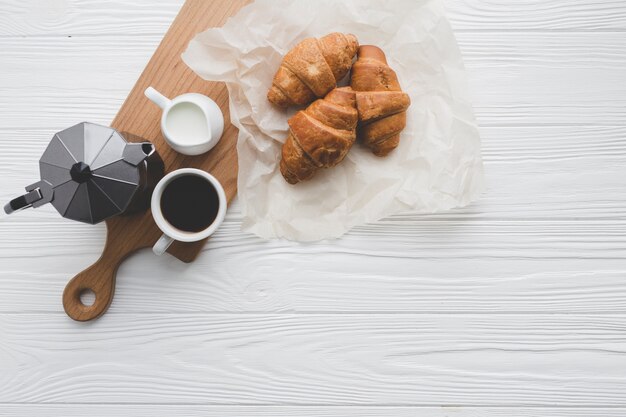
[4,180,54,214]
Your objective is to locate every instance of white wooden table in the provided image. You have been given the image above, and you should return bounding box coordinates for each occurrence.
[1,1,625,415]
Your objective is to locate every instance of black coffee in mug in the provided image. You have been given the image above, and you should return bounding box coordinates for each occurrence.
[160,174,220,232]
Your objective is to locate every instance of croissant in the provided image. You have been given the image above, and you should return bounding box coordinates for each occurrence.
[280,87,358,184]
[351,45,411,156]
[268,33,359,108]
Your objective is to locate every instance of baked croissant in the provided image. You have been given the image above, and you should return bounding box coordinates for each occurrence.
[268,33,359,108]
[280,87,358,184]
[351,45,411,156]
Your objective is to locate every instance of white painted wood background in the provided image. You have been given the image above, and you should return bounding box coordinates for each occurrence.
[1,0,625,415]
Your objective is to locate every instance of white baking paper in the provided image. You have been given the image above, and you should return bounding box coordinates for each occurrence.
[182,0,484,241]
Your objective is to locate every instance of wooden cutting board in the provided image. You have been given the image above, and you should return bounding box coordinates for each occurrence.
[63,0,252,321]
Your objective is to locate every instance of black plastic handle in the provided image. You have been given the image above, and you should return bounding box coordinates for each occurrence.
[4,188,43,214]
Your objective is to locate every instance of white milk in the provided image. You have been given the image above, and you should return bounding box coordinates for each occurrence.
[165,102,210,145]
[145,87,224,156]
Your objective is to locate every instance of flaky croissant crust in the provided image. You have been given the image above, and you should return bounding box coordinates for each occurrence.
[268,33,359,108]
[280,87,358,184]
[351,45,411,156]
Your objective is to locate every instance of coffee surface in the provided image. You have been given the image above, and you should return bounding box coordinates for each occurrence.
[160,175,219,232]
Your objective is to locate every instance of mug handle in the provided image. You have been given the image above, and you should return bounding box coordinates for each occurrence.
[153,233,175,256]
[144,86,171,110]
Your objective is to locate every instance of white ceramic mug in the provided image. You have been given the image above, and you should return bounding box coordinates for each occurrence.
[144,86,224,156]
[151,168,227,256]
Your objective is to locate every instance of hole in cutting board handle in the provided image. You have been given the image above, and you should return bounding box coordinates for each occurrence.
[79,288,96,307]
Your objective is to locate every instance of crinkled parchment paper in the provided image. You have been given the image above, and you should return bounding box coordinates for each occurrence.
[182,0,484,241]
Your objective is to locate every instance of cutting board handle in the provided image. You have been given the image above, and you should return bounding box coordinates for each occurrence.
[63,243,124,321]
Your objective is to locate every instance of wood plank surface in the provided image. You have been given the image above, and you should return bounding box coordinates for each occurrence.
[2,313,626,405]
[2,0,626,35]
[1,32,625,129]
[1,405,626,417]
[1,124,625,314]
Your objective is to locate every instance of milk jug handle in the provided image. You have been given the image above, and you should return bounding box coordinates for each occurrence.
[144,86,171,110]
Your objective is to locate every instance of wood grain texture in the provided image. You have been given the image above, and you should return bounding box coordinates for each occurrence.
[1,0,626,35]
[2,313,626,405]
[2,405,626,417]
[4,258,626,314]
[61,236,120,321]
[1,32,626,129]
[1,123,625,313]
[0,0,184,36]
[1,0,626,414]
[446,0,626,31]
